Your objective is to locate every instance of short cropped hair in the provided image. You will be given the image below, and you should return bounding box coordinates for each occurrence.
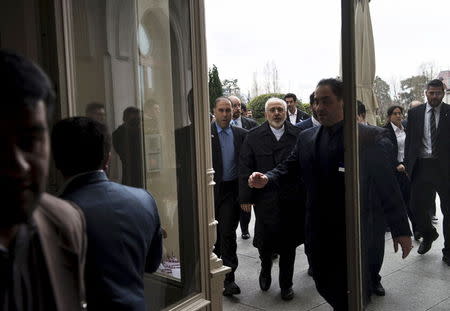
[215,96,232,107]
[0,49,55,117]
[317,78,344,100]
[85,102,105,115]
[123,106,140,122]
[309,92,315,105]
[265,97,287,111]
[426,79,445,91]
[357,100,366,116]
[284,93,297,102]
[51,117,111,177]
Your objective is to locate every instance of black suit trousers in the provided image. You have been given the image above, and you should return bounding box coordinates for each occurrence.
[213,180,241,282]
[410,159,450,255]
[239,210,251,233]
[259,246,296,290]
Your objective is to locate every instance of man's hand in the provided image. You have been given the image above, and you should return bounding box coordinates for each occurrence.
[393,236,413,259]
[396,164,405,172]
[248,172,269,189]
[240,204,253,213]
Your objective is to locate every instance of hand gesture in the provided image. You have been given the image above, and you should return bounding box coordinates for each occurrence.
[248,172,268,189]
[393,235,413,259]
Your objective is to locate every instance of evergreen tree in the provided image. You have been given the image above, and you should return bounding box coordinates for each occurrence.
[208,65,223,111]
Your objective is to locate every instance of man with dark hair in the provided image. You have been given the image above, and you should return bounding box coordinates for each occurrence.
[405,79,450,265]
[296,92,321,131]
[249,78,412,310]
[228,95,257,240]
[211,97,248,295]
[357,100,368,125]
[112,106,144,187]
[284,92,309,125]
[85,102,106,123]
[52,117,162,310]
[0,49,87,310]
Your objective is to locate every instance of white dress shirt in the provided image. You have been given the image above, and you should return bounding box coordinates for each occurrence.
[288,110,298,125]
[421,103,441,158]
[312,116,321,127]
[270,124,285,141]
[232,116,242,128]
[391,122,406,162]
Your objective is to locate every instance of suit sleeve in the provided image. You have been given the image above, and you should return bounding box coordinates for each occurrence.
[369,137,412,238]
[239,136,255,204]
[404,113,412,170]
[266,135,301,188]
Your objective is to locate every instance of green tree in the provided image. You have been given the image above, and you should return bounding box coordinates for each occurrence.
[208,65,223,111]
[373,76,392,119]
[398,75,427,109]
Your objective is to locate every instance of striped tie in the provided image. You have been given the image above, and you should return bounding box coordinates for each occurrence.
[430,108,437,157]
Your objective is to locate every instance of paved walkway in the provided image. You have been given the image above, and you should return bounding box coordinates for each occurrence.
[224,201,450,311]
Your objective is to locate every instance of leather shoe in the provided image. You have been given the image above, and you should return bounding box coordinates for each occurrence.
[241,232,250,240]
[413,231,422,241]
[259,271,271,291]
[281,287,294,301]
[443,255,450,266]
[223,281,241,296]
[418,231,439,255]
[372,281,385,296]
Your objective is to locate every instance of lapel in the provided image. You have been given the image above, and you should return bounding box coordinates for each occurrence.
[437,103,449,136]
[416,104,426,138]
[231,125,240,158]
[210,123,223,168]
[33,201,82,311]
[310,125,322,164]
[296,109,302,123]
[241,117,248,129]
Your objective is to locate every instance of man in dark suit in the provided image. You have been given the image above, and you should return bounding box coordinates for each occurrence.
[239,98,305,300]
[52,117,162,311]
[0,49,87,310]
[249,79,412,310]
[296,92,320,131]
[285,93,310,125]
[211,97,248,296]
[228,95,257,240]
[405,79,450,264]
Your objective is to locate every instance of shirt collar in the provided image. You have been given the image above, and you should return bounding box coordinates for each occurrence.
[426,102,442,113]
[270,124,285,134]
[390,122,404,132]
[215,122,232,134]
[311,116,321,126]
[288,109,297,117]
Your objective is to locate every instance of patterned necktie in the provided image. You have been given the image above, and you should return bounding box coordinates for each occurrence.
[430,108,437,157]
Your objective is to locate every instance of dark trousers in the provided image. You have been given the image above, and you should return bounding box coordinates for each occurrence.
[368,220,385,287]
[239,210,251,234]
[410,159,450,255]
[259,247,296,290]
[213,180,241,282]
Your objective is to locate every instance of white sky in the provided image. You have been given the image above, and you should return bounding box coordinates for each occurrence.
[205,0,450,102]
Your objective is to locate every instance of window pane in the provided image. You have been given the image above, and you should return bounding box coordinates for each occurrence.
[70,0,200,308]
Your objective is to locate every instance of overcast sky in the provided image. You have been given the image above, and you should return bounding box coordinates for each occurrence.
[205,0,450,102]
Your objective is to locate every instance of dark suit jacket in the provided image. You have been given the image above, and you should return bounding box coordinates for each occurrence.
[404,103,450,178]
[266,124,411,303]
[295,117,314,132]
[241,116,258,130]
[239,121,305,249]
[34,193,87,311]
[287,108,310,124]
[60,171,162,311]
[383,122,407,168]
[211,122,247,204]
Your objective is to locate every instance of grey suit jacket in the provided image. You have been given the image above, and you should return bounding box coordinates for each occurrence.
[33,193,87,311]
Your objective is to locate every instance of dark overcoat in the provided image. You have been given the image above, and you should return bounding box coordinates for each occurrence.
[239,121,306,250]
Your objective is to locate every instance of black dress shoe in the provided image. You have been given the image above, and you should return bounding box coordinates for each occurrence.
[307,266,313,277]
[443,255,450,266]
[259,271,271,291]
[372,281,385,296]
[414,231,422,241]
[281,287,294,301]
[241,232,250,240]
[418,231,439,255]
[223,281,241,296]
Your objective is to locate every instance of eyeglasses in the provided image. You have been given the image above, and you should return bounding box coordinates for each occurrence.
[427,91,444,96]
[268,107,285,113]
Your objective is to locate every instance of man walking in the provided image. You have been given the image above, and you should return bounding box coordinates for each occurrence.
[284,93,309,125]
[405,79,450,264]
[239,98,305,300]
[211,97,248,295]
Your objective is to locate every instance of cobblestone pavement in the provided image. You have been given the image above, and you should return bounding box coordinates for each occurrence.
[224,201,450,311]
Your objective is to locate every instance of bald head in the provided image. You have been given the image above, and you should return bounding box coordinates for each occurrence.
[229,95,242,119]
[409,100,422,109]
